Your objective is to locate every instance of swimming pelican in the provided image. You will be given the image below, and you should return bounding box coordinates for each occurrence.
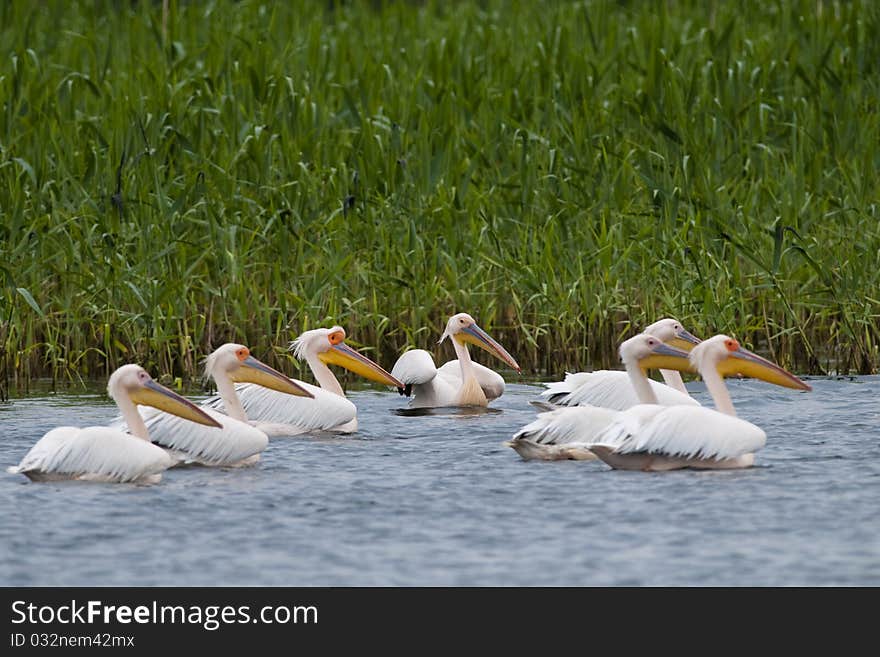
[510,335,811,470]
[540,318,701,409]
[204,327,402,434]
[391,312,522,408]
[510,333,693,460]
[135,344,313,466]
[8,365,221,483]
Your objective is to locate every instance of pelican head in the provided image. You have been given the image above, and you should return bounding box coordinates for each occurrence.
[205,344,313,397]
[643,317,702,351]
[689,335,812,391]
[108,364,221,428]
[618,333,693,371]
[439,312,522,373]
[291,327,402,387]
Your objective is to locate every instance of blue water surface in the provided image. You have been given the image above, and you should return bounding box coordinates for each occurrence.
[1,377,877,586]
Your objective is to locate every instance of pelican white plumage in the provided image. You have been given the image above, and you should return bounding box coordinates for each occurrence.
[8,365,221,483]
[203,327,402,434]
[134,344,313,466]
[540,318,702,410]
[510,335,811,470]
[510,334,694,460]
[391,312,521,408]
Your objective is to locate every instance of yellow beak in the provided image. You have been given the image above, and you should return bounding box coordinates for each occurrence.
[717,348,812,391]
[131,380,222,428]
[455,323,522,373]
[638,342,694,373]
[319,342,403,387]
[230,355,314,397]
[665,326,702,351]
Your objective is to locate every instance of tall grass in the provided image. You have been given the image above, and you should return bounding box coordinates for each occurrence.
[1,0,879,390]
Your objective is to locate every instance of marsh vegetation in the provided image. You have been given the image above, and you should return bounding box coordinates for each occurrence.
[1,0,878,390]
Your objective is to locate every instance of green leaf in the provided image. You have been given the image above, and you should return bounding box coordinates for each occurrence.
[17,287,44,317]
[12,158,36,187]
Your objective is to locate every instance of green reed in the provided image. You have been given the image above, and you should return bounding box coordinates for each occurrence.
[1,0,878,390]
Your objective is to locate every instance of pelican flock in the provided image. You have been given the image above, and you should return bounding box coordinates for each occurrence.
[132,344,314,466]
[7,314,816,483]
[204,327,401,434]
[509,333,698,460]
[510,334,811,470]
[540,318,701,410]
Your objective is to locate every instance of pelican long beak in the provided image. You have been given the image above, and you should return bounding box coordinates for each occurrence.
[638,342,694,373]
[132,380,222,428]
[456,323,522,373]
[666,327,702,351]
[319,342,403,387]
[718,347,812,391]
[231,355,314,398]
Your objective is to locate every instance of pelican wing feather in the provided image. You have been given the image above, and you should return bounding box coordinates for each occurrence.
[203,381,356,434]
[8,426,174,482]
[595,405,767,461]
[140,406,267,465]
[540,370,698,409]
[437,360,505,400]
[391,350,438,386]
[511,405,618,446]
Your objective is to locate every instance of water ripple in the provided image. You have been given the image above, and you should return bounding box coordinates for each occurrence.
[1,378,878,586]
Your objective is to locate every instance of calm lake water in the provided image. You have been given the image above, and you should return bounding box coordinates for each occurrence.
[1,377,877,586]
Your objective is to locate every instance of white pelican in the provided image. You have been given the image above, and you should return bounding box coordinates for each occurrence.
[8,365,221,484]
[540,317,702,409]
[391,312,522,408]
[134,344,313,466]
[643,317,702,394]
[204,327,402,434]
[509,333,694,460]
[510,335,811,470]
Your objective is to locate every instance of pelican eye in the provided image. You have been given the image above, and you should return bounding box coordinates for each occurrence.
[725,339,739,351]
[236,348,249,360]
[328,331,345,345]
